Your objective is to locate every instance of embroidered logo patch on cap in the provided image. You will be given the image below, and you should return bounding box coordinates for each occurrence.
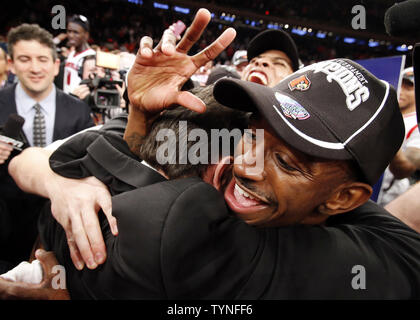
[275,92,310,120]
[288,75,311,92]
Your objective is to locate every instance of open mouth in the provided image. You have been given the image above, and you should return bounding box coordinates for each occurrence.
[246,71,268,86]
[224,177,269,214]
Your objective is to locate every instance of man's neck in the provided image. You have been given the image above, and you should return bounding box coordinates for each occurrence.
[21,83,54,102]
[401,104,416,115]
[76,43,89,53]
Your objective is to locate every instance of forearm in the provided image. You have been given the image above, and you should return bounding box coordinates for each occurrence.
[8,147,55,198]
[388,150,416,179]
[386,182,420,233]
[404,147,420,169]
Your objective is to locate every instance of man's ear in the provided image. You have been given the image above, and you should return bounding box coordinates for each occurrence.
[212,156,233,191]
[54,58,60,77]
[302,182,372,224]
[319,182,373,215]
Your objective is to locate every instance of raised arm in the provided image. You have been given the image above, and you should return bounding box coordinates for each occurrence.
[124,8,236,155]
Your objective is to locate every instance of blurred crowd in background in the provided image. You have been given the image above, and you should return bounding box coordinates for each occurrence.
[0,0,416,68]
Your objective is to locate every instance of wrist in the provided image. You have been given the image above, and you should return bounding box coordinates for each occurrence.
[123,107,159,156]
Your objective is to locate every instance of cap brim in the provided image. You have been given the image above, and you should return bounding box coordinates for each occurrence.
[247,30,300,71]
[213,78,353,161]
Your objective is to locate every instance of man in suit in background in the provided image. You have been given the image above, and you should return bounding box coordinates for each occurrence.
[0,23,94,151]
[0,23,93,269]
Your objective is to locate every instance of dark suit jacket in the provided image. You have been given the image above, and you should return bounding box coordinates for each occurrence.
[0,83,94,265]
[0,83,94,142]
[39,121,420,300]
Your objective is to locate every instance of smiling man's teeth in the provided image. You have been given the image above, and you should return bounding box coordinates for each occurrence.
[235,183,256,200]
[248,72,268,85]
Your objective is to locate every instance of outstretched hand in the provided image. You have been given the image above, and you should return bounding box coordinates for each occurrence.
[127,8,236,116]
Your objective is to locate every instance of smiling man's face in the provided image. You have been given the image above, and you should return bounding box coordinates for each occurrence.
[223,116,357,226]
[241,50,293,87]
[10,40,59,100]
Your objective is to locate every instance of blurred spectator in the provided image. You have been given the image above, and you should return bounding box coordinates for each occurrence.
[118,51,136,80]
[71,53,126,124]
[0,44,8,89]
[191,60,213,86]
[71,55,104,101]
[52,33,69,90]
[0,0,404,68]
[63,14,96,94]
[231,49,248,77]
[377,67,420,206]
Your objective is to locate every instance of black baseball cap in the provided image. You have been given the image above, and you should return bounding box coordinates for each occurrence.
[247,29,300,72]
[214,58,404,185]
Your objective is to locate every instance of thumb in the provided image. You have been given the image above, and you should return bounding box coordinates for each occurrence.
[35,249,60,275]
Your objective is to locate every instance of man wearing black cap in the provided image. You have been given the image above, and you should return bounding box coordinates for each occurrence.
[15,59,420,299]
[5,10,420,299]
[208,29,299,88]
[63,14,96,94]
[100,27,420,298]
[241,29,300,87]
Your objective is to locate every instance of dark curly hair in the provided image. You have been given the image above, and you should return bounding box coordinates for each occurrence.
[7,24,57,61]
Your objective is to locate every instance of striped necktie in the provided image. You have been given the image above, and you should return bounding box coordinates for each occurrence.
[33,103,46,147]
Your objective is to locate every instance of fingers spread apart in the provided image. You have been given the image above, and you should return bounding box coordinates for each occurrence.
[192,27,236,67]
